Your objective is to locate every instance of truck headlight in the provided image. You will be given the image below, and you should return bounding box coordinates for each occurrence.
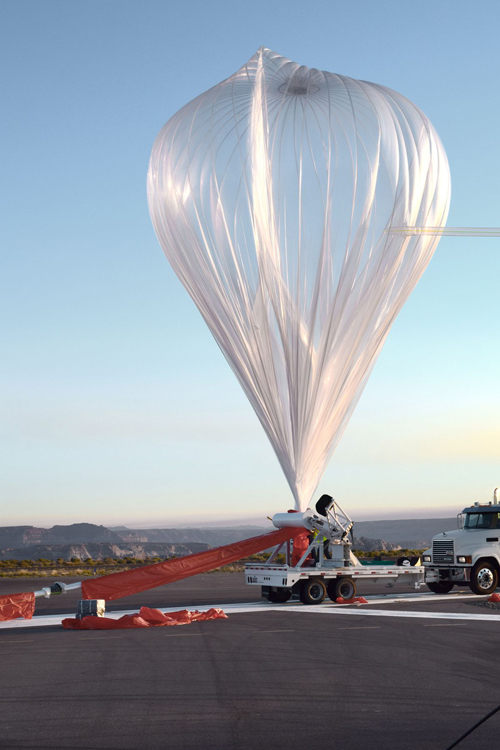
[457,556,472,564]
[423,555,431,562]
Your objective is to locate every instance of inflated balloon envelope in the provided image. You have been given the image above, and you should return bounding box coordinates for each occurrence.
[147,47,451,511]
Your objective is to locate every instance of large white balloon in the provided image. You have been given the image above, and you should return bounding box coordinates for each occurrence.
[147,47,451,510]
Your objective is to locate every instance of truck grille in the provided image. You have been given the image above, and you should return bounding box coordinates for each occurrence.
[432,538,454,563]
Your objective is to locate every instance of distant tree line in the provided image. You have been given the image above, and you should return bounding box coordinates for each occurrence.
[353,548,424,558]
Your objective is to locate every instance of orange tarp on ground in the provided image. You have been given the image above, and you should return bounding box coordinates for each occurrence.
[62,606,227,630]
[82,527,300,601]
[0,591,35,622]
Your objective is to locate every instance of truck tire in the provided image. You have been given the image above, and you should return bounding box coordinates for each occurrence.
[300,578,327,605]
[470,562,498,595]
[427,581,454,595]
[328,577,357,601]
[267,589,292,603]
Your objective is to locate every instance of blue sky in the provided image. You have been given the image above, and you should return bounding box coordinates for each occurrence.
[1,0,499,527]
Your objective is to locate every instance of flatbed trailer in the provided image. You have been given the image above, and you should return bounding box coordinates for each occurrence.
[244,498,435,604]
[245,559,429,604]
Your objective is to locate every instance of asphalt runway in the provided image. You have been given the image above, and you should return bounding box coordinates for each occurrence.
[1,574,499,749]
[1,572,453,616]
[0,573,262,616]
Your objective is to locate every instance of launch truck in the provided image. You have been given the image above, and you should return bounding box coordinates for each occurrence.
[421,491,500,596]
[245,492,500,604]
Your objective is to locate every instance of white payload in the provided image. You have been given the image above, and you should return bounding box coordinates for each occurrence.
[147,47,451,511]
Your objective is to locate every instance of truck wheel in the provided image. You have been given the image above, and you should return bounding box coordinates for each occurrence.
[427,581,454,594]
[328,578,357,601]
[470,562,498,595]
[267,589,292,603]
[300,578,327,605]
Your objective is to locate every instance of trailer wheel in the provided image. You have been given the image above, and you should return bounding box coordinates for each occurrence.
[470,562,498,595]
[300,578,327,605]
[267,589,292,604]
[328,578,357,601]
[427,581,454,595]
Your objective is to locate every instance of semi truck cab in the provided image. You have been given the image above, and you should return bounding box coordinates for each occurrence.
[422,493,500,595]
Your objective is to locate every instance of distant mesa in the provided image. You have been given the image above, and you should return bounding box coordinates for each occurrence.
[0,523,122,549]
[0,542,210,562]
[352,537,402,552]
[0,517,456,561]
[0,522,266,561]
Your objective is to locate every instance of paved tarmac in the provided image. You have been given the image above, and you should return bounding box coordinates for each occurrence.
[0,573,472,615]
[0,573,262,616]
[1,574,499,749]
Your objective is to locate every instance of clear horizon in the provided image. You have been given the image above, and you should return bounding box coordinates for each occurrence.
[1,504,477,530]
[1,1,499,527]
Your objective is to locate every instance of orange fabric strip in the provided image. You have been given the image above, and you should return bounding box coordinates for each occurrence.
[0,591,35,622]
[62,606,227,630]
[82,527,300,601]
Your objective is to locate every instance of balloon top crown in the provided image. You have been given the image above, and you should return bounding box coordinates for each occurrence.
[232,46,382,99]
[247,47,323,95]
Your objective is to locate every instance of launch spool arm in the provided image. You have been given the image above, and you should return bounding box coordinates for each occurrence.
[33,581,82,599]
[271,496,357,568]
[272,496,353,543]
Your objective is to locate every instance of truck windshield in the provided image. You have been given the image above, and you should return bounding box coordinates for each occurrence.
[464,513,500,529]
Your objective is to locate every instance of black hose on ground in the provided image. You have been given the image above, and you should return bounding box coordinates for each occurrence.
[445,703,500,749]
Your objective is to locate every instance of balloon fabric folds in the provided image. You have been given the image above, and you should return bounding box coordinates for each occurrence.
[147,48,451,511]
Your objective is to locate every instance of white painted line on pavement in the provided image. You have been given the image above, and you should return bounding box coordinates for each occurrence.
[254,629,295,633]
[0,590,495,630]
[356,592,486,605]
[338,626,381,630]
[284,606,500,622]
[0,639,34,643]
[79,636,124,640]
